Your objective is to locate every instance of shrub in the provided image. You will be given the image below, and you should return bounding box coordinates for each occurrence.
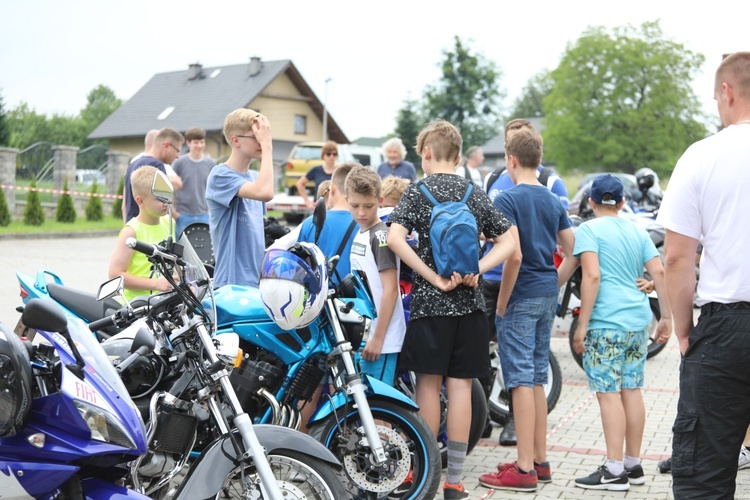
[85,182,104,221]
[23,180,45,226]
[112,176,124,218]
[55,178,77,223]
[0,187,11,227]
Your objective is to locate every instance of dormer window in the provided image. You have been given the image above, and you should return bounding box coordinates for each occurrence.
[157,106,175,120]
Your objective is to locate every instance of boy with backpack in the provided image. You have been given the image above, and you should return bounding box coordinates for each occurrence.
[478,128,575,493]
[388,119,516,499]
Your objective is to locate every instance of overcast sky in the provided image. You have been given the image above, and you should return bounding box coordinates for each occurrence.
[1,0,745,141]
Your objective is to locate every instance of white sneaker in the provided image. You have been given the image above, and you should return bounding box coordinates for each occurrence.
[739,447,750,470]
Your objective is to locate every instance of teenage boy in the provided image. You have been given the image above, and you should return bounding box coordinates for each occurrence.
[345,165,405,385]
[561,174,671,491]
[205,109,274,288]
[388,119,516,499]
[478,128,575,493]
[172,127,215,238]
[109,166,173,302]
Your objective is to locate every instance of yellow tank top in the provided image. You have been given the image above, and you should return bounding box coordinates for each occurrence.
[122,216,172,302]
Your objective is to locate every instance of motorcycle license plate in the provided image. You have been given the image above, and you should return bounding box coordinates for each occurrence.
[14,318,37,341]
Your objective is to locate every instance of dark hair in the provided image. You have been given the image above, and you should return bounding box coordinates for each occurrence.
[184,127,206,142]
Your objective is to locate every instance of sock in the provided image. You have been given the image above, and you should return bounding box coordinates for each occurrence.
[606,459,624,475]
[446,440,468,485]
[624,455,641,469]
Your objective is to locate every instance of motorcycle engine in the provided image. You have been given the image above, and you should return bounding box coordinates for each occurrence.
[229,345,286,416]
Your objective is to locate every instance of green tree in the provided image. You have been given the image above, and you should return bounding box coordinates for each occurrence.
[0,89,9,147]
[543,21,708,177]
[112,176,124,218]
[55,178,77,223]
[80,85,121,142]
[0,187,11,226]
[394,98,423,171]
[422,36,506,148]
[23,180,45,226]
[85,182,104,221]
[507,70,554,120]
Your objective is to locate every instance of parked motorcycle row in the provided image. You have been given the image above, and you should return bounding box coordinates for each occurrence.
[1,170,670,498]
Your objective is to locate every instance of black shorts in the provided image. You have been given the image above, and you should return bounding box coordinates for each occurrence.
[399,310,490,379]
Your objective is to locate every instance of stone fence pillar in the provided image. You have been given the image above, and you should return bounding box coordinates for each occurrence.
[52,145,78,202]
[0,147,19,214]
[107,150,131,195]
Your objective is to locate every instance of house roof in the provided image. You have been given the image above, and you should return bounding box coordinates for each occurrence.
[482,116,546,155]
[88,59,348,143]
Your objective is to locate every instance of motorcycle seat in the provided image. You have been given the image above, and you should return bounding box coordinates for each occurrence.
[47,283,122,327]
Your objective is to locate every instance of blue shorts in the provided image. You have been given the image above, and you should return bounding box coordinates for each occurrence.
[583,329,647,393]
[358,352,399,386]
[496,294,556,390]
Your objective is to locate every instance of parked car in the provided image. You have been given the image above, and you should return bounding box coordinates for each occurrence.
[75,169,106,186]
[282,142,355,195]
[347,144,385,169]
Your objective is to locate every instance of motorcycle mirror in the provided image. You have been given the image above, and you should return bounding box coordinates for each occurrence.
[312,196,327,244]
[152,171,176,242]
[21,298,68,334]
[97,276,124,302]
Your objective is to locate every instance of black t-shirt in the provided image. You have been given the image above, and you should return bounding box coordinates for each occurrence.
[389,173,511,320]
[124,156,167,221]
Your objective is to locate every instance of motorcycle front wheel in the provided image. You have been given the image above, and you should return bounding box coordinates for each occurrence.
[309,400,441,499]
[488,351,562,425]
[569,296,665,370]
[216,451,348,499]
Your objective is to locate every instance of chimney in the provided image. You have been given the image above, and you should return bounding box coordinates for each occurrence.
[188,63,203,80]
[248,56,262,77]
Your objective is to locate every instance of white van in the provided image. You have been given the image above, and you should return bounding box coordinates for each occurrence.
[344,144,385,169]
[76,169,106,186]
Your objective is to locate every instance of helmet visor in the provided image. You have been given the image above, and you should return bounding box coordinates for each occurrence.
[261,249,322,295]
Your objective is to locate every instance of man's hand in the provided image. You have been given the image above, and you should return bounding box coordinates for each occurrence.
[434,272,463,292]
[655,317,672,344]
[573,323,587,354]
[362,337,384,362]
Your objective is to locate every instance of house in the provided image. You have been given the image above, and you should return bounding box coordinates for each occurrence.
[88,57,348,165]
[481,116,546,168]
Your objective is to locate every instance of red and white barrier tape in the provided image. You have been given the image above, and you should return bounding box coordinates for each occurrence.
[546,391,596,439]
[0,184,123,199]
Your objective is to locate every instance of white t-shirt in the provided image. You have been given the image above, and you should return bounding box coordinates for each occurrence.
[455,165,483,187]
[350,221,406,354]
[657,123,750,305]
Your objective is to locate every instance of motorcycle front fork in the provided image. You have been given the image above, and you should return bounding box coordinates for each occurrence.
[324,300,389,465]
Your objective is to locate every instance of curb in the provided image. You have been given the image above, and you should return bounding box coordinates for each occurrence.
[0,230,119,240]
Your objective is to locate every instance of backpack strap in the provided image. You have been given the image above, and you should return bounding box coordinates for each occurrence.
[332,220,357,274]
[538,166,553,188]
[418,182,439,206]
[463,165,472,182]
[485,167,506,194]
[460,183,474,203]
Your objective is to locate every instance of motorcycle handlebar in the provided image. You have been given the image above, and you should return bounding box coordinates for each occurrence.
[115,344,151,374]
[88,315,116,332]
[126,237,177,262]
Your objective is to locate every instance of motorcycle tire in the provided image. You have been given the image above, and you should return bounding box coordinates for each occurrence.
[488,351,562,425]
[569,296,664,370]
[309,399,441,499]
[216,450,349,499]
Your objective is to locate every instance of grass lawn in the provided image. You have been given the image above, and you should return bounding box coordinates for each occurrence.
[0,216,123,235]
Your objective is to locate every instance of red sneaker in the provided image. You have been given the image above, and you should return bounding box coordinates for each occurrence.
[496,461,552,483]
[479,466,538,492]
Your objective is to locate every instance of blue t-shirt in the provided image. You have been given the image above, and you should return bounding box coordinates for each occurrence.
[574,217,659,331]
[297,209,357,281]
[205,163,265,288]
[494,184,571,302]
[377,161,418,182]
[484,166,569,281]
[124,156,167,221]
[304,165,333,195]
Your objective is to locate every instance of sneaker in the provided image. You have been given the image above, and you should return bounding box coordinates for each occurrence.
[739,447,750,470]
[626,464,646,485]
[658,457,672,474]
[387,470,413,499]
[479,466,538,492]
[499,416,517,446]
[575,465,630,491]
[496,461,552,483]
[443,481,470,500]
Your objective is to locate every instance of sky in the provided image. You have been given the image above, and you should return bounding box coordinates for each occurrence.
[1,0,746,141]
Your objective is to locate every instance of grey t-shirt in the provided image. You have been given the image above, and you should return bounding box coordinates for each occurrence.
[172,155,215,216]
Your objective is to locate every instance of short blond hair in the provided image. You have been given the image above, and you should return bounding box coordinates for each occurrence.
[223,108,260,144]
[317,180,332,199]
[381,176,409,202]
[416,120,462,163]
[716,51,750,100]
[131,166,159,200]
[345,165,382,198]
[331,162,360,192]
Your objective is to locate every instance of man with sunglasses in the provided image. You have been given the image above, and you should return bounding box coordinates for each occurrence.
[123,127,184,222]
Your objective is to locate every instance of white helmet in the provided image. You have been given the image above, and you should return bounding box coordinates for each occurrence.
[260,242,329,330]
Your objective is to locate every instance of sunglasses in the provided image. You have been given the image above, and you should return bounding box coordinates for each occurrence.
[324,152,338,157]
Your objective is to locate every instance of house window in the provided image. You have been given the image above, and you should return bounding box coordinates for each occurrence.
[294,115,307,135]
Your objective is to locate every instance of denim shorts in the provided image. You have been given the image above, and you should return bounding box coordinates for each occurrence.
[496,294,556,390]
[583,329,647,393]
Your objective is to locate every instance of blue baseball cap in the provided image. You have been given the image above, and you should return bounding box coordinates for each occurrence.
[590,174,624,205]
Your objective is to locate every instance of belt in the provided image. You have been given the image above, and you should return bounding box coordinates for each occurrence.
[701,301,750,315]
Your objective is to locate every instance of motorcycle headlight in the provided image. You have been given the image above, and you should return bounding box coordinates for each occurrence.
[74,400,139,450]
[213,333,243,369]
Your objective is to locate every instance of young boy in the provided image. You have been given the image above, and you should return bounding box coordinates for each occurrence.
[109,166,173,302]
[478,128,575,493]
[345,165,405,385]
[559,174,671,491]
[172,127,216,238]
[388,120,516,499]
[205,109,274,288]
